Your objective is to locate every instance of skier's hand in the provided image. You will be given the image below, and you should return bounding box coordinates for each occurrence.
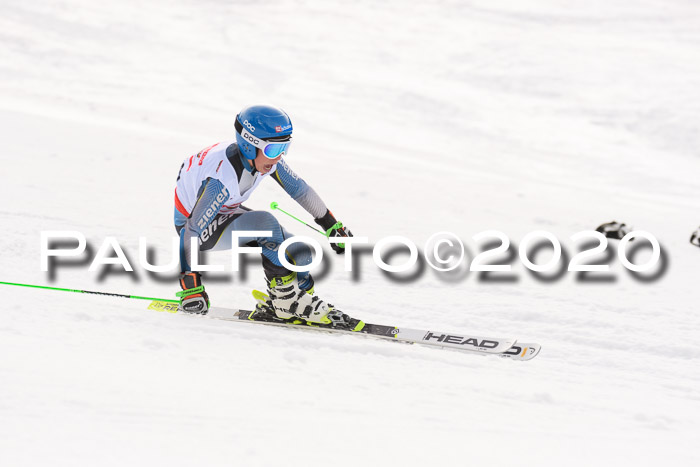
[315,210,353,254]
[328,224,353,254]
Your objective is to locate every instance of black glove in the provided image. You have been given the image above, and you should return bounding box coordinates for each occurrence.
[315,209,353,254]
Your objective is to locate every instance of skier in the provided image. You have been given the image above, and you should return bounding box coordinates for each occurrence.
[173,105,357,328]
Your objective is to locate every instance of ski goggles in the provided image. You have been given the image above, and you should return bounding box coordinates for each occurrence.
[235,121,292,159]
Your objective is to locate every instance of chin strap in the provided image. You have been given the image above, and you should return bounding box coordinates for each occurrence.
[239,153,257,173]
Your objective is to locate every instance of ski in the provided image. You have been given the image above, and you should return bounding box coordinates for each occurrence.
[499,343,541,361]
[147,301,540,360]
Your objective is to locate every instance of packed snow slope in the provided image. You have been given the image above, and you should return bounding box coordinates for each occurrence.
[2,1,700,466]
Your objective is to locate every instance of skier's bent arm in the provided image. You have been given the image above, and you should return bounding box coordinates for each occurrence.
[272,158,353,254]
[272,158,328,218]
[175,177,232,313]
[179,177,229,271]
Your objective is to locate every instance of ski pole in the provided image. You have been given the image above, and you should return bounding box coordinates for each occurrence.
[270,201,346,247]
[270,201,328,236]
[0,281,178,303]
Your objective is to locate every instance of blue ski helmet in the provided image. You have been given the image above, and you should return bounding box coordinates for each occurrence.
[235,105,293,160]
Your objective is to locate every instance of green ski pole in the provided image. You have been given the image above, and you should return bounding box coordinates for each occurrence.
[269,201,346,248]
[0,281,178,303]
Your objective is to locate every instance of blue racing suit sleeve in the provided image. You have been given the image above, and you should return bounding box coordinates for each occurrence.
[179,178,229,272]
[272,158,328,219]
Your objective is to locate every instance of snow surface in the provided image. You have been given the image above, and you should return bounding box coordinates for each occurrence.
[2,0,700,465]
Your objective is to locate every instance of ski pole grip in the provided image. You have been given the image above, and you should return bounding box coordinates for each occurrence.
[325,222,343,238]
[325,221,346,248]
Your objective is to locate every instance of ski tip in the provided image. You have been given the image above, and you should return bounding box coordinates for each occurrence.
[500,343,541,361]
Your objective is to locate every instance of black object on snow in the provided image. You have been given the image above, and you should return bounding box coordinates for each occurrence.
[595,221,631,240]
[691,227,700,247]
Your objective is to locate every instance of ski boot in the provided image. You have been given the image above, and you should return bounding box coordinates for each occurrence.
[177,272,210,314]
[254,272,364,331]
